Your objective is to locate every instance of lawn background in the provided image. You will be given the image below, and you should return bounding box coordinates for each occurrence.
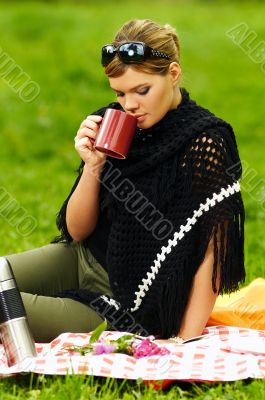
[0,0,264,398]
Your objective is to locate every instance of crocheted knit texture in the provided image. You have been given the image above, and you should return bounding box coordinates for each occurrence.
[52,88,245,339]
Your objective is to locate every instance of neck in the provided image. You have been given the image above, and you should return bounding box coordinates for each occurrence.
[170,87,182,110]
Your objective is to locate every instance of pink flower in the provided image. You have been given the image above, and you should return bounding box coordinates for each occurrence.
[132,338,170,359]
[92,342,116,355]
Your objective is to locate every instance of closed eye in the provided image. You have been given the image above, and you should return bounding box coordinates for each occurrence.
[116,87,150,97]
[137,87,150,95]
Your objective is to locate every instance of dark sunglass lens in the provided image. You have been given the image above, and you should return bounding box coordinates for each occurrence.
[119,43,145,63]
[104,45,115,55]
[101,45,116,66]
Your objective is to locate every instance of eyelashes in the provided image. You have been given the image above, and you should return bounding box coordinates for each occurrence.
[138,87,150,95]
[116,87,150,97]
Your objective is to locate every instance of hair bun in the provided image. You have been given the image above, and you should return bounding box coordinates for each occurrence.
[163,23,180,53]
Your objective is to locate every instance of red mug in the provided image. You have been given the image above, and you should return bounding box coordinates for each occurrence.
[91,109,138,159]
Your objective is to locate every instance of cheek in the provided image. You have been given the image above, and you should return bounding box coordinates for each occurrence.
[153,85,168,102]
[145,88,163,108]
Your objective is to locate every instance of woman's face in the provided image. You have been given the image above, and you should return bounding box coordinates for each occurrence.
[108,63,181,129]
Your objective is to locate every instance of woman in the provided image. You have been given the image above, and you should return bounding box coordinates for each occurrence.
[4,19,245,342]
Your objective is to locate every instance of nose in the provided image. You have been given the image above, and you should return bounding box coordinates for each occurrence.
[124,95,139,112]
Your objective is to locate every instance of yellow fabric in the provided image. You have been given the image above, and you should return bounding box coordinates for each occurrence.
[207,278,265,330]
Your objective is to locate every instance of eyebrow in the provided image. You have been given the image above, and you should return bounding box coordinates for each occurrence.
[110,83,149,93]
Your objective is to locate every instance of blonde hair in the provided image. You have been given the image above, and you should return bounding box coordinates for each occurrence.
[104,19,180,77]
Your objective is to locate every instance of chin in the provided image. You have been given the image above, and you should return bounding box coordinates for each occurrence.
[137,118,154,130]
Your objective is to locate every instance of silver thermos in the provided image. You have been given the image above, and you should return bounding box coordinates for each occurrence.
[0,257,37,367]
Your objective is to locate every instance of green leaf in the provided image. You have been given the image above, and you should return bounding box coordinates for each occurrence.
[89,319,108,344]
[115,334,135,352]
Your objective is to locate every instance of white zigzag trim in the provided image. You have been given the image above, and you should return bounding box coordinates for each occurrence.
[100,295,120,310]
[130,181,241,312]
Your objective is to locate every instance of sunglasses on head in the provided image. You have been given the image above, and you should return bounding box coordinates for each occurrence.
[101,41,170,67]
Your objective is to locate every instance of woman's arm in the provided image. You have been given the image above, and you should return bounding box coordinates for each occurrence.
[154,224,225,344]
[177,231,221,340]
[66,114,107,242]
[66,163,103,241]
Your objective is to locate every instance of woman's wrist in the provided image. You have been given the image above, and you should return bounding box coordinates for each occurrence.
[83,160,105,177]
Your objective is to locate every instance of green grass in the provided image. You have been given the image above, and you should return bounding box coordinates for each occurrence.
[0,0,265,397]
[0,374,265,400]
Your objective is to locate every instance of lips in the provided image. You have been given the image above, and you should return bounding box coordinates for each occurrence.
[135,114,146,122]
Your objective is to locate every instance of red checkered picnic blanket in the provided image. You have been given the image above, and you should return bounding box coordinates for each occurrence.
[0,326,264,382]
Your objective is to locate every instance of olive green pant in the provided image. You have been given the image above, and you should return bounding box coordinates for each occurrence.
[5,242,113,343]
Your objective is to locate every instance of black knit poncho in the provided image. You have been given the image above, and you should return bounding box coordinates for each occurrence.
[52,87,245,339]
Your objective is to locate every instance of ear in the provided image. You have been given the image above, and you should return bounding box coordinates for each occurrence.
[168,62,181,86]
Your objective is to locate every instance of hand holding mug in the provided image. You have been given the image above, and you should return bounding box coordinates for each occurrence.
[74,115,107,168]
[75,108,138,167]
